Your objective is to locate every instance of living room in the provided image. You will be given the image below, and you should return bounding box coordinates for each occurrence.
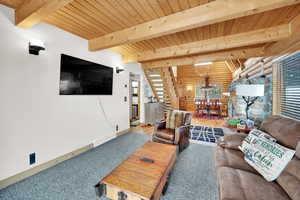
[0,1,300,200]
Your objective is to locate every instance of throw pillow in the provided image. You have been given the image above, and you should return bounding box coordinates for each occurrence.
[239,129,276,152]
[249,129,277,142]
[175,112,184,128]
[170,111,178,129]
[240,133,295,182]
[166,110,173,129]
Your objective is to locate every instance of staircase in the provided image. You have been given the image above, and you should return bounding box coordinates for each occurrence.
[144,67,179,112]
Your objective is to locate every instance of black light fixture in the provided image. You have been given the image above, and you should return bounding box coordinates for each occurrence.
[116,67,124,73]
[29,39,45,55]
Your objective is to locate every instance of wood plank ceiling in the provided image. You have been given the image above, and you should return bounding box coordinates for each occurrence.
[40,1,300,57]
[112,4,300,56]
[0,0,23,8]
[3,0,300,65]
[43,0,215,40]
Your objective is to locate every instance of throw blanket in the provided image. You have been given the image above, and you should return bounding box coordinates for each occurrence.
[240,130,295,182]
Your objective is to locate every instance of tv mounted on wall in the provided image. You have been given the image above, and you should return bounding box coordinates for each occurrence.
[59,54,113,95]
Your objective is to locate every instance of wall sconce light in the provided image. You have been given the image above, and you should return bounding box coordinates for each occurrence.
[29,39,45,55]
[116,67,124,73]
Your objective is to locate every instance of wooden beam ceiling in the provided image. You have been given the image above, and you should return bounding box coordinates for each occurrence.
[89,0,300,51]
[110,4,300,58]
[4,0,300,67]
[125,24,291,62]
[265,13,300,56]
[225,61,236,73]
[0,0,23,8]
[142,46,265,69]
[15,0,74,28]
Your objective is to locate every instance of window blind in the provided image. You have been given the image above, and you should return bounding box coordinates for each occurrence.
[279,52,300,120]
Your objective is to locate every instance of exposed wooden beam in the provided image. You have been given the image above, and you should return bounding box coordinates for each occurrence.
[15,0,74,28]
[89,0,300,51]
[125,24,291,62]
[142,46,265,69]
[0,0,23,8]
[225,61,236,73]
[265,13,300,56]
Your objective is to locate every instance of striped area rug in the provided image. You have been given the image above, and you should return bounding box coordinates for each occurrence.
[190,126,224,143]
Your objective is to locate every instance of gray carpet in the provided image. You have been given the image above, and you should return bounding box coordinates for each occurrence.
[0,133,218,200]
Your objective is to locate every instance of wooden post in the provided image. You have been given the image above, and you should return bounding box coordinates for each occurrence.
[272,63,282,115]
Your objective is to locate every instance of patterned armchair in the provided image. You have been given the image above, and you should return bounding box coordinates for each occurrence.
[152,110,192,152]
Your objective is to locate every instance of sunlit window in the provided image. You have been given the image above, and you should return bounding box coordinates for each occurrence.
[280,52,300,120]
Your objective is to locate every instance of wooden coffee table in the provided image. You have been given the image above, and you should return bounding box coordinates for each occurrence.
[95,141,177,200]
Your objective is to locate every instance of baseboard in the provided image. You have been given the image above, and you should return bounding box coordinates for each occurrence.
[116,128,131,136]
[0,132,125,190]
[0,144,93,190]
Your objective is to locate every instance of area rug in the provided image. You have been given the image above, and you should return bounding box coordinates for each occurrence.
[190,126,224,143]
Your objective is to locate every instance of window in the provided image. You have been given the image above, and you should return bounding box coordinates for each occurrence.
[279,52,300,120]
[195,85,221,99]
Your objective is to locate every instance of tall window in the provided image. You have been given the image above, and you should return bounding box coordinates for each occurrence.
[279,52,300,120]
[195,85,221,99]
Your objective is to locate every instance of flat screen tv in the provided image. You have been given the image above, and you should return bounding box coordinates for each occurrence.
[59,54,113,95]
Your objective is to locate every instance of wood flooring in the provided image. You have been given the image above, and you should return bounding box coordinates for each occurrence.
[131,114,225,136]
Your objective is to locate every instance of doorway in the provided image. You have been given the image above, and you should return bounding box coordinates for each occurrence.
[129,73,141,127]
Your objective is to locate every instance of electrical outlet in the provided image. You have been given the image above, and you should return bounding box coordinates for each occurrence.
[29,153,36,165]
[116,125,119,132]
[124,96,127,102]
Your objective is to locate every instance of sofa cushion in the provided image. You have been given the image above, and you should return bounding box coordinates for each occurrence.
[260,115,300,149]
[284,158,300,180]
[217,133,247,150]
[156,129,175,141]
[217,167,290,200]
[296,142,300,159]
[215,146,258,174]
[276,158,300,200]
[152,135,173,145]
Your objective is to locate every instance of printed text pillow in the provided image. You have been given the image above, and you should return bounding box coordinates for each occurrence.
[240,132,295,182]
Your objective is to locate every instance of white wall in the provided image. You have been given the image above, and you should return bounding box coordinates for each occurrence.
[0,6,140,180]
[125,63,153,124]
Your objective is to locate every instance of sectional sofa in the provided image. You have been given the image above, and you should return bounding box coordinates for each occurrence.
[215,115,300,200]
